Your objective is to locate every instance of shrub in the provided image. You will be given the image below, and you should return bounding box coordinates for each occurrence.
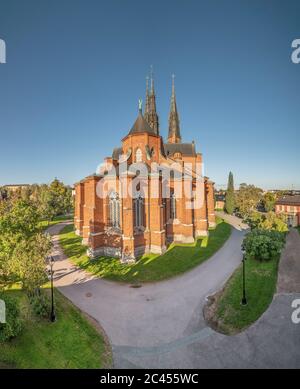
[242,229,286,261]
[0,293,22,342]
[29,293,51,319]
[245,211,288,232]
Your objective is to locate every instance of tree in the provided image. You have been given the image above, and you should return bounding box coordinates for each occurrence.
[262,192,277,212]
[246,211,288,232]
[37,184,57,223]
[225,172,235,215]
[34,179,73,223]
[12,233,51,294]
[242,229,286,261]
[0,198,52,292]
[235,183,263,217]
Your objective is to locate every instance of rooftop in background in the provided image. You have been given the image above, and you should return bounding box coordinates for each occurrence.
[276,195,300,206]
[3,184,30,191]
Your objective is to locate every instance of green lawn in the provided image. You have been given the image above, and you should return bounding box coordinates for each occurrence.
[59,219,231,283]
[0,289,111,368]
[38,214,73,231]
[212,255,279,334]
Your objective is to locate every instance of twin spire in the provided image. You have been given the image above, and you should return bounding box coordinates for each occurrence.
[143,68,181,143]
[144,66,159,135]
[168,74,181,144]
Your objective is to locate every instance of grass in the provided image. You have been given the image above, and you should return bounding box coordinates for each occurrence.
[59,218,231,283]
[38,214,73,231]
[212,255,280,334]
[0,288,111,368]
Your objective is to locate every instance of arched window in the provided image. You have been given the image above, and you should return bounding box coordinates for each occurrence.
[109,192,120,228]
[135,148,142,162]
[170,193,176,219]
[134,195,144,228]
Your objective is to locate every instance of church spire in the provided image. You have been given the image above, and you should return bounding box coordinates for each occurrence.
[145,65,159,135]
[144,76,150,119]
[168,74,181,144]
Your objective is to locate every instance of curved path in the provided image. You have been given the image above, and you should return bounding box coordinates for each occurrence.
[48,219,300,368]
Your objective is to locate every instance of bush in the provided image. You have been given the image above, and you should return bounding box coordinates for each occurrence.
[245,211,288,232]
[0,293,22,342]
[242,229,286,261]
[29,293,51,319]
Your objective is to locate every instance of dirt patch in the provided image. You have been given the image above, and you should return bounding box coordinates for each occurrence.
[203,288,236,335]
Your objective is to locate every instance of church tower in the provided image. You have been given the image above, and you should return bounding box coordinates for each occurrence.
[144,67,159,135]
[167,74,181,144]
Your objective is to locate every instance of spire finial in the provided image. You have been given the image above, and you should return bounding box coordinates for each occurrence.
[138,98,143,113]
[172,73,175,90]
[150,64,154,94]
[168,73,181,144]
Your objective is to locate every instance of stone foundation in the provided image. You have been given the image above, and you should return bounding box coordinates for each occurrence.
[87,246,122,259]
[195,229,209,237]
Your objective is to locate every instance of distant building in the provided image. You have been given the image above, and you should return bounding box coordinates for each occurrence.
[3,184,30,192]
[215,191,225,210]
[275,195,300,227]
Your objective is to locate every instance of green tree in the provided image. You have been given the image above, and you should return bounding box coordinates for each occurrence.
[242,229,286,261]
[225,171,235,215]
[262,192,276,212]
[0,199,52,292]
[235,183,263,217]
[246,211,288,232]
[49,178,73,217]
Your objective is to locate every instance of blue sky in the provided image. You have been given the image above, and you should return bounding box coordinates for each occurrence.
[0,0,299,189]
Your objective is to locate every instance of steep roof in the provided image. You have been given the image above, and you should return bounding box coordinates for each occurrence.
[112,147,123,160]
[129,111,156,135]
[163,142,196,157]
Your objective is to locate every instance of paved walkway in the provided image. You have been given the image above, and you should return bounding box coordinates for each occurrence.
[49,221,300,368]
[277,228,300,293]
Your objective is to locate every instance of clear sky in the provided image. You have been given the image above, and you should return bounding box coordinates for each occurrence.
[0,0,299,189]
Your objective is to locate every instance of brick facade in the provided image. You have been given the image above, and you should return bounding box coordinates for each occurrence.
[275,196,300,227]
[75,77,215,262]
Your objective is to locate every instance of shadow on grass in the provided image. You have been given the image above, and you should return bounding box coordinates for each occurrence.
[59,220,232,284]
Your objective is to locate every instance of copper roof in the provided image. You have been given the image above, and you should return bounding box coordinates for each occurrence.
[129,112,156,135]
[163,143,196,157]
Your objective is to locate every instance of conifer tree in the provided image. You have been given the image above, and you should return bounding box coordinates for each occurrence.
[225,171,235,214]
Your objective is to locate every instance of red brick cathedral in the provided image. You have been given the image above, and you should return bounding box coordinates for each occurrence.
[74,75,215,262]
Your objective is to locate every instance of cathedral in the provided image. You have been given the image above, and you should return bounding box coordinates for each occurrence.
[74,75,215,262]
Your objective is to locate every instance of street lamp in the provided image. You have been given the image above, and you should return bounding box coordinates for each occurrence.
[48,255,56,322]
[241,248,247,306]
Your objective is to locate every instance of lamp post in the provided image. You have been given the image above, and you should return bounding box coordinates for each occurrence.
[241,248,247,306]
[48,256,56,322]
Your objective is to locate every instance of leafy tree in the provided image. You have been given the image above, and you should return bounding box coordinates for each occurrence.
[0,199,52,292]
[235,183,263,217]
[242,229,286,261]
[37,184,57,223]
[0,293,22,342]
[246,211,288,232]
[225,171,235,215]
[262,192,277,212]
[12,233,51,294]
